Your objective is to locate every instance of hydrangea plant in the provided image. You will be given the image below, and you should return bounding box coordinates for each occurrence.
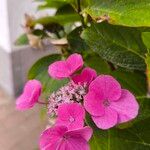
[16,0,150,150]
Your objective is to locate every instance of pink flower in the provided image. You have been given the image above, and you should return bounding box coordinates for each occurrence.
[16,80,42,110]
[48,53,84,79]
[72,67,97,85]
[56,103,85,130]
[84,75,139,129]
[39,125,93,150]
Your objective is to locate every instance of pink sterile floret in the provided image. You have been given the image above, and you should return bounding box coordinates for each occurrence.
[56,103,85,130]
[84,75,139,129]
[16,79,42,111]
[39,125,93,150]
[71,67,97,85]
[48,53,84,79]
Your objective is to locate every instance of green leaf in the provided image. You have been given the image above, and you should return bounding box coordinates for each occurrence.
[88,98,150,150]
[81,23,146,71]
[28,54,68,98]
[15,34,29,46]
[30,14,80,27]
[45,0,91,10]
[84,53,111,74]
[56,4,76,15]
[67,27,90,52]
[38,0,67,10]
[142,32,150,50]
[84,0,150,27]
[111,69,147,96]
[136,98,150,123]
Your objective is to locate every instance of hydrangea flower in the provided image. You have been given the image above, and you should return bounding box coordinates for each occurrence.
[72,67,97,85]
[48,53,83,79]
[16,80,42,110]
[40,126,93,150]
[56,103,85,130]
[84,75,139,129]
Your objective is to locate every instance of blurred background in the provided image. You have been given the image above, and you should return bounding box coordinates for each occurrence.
[1,0,150,149]
[0,0,54,149]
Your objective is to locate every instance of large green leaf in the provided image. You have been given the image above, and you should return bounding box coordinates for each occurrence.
[142,32,150,50]
[84,0,150,27]
[81,23,146,70]
[28,54,68,98]
[84,53,111,74]
[111,69,147,96]
[67,27,90,52]
[88,97,150,150]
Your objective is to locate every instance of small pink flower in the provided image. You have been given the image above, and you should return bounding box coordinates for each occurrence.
[16,80,42,110]
[40,125,93,150]
[84,75,139,129]
[56,103,85,130]
[48,53,84,79]
[72,67,97,85]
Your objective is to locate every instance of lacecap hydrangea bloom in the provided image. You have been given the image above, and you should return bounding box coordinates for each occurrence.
[16,53,139,150]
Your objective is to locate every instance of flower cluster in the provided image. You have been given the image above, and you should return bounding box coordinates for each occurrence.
[16,53,139,150]
[48,81,87,116]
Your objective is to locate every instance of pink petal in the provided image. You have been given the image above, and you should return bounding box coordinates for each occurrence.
[66,126,93,141]
[60,137,90,150]
[66,53,84,73]
[16,80,42,110]
[16,95,34,110]
[89,75,121,101]
[92,107,118,129]
[68,119,85,131]
[23,80,41,97]
[84,91,105,116]
[41,140,61,150]
[48,60,71,79]
[59,127,92,150]
[48,53,83,79]
[110,89,139,123]
[39,126,68,149]
[56,103,85,130]
[72,67,97,85]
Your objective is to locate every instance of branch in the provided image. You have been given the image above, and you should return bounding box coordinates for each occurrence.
[77,0,86,28]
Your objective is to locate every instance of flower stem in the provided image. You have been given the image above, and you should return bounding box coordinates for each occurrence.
[136,96,149,99]
[77,0,86,28]
[37,101,48,105]
[145,53,150,96]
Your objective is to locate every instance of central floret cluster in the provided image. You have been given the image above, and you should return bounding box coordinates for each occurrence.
[16,53,139,150]
[48,81,87,115]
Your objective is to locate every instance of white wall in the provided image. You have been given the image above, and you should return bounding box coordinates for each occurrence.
[0,0,11,52]
[0,0,55,52]
[8,0,39,50]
